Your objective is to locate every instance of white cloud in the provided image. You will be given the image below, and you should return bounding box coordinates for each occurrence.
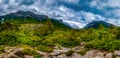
[90,0,120,9]
[89,0,120,27]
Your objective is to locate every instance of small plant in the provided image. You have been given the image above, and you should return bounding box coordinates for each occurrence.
[112,54,116,58]
[38,45,53,53]
[0,46,4,54]
[23,47,42,58]
[77,50,86,56]
[66,50,74,56]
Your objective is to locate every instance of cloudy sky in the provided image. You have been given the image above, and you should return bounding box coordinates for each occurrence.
[0,0,120,28]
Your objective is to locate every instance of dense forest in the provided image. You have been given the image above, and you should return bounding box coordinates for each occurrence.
[0,18,120,57]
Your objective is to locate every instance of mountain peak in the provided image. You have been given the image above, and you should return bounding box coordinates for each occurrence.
[84,20,113,29]
[14,11,34,15]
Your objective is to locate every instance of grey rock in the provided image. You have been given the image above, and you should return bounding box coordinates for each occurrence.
[105,53,112,58]
[114,50,120,56]
[72,53,81,58]
[24,55,34,58]
[116,57,120,58]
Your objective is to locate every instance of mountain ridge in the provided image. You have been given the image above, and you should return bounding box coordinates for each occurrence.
[84,20,114,29]
[0,11,48,21]
[0,11,114,29]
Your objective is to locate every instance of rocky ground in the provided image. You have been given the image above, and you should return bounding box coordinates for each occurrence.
[0,46,120,58]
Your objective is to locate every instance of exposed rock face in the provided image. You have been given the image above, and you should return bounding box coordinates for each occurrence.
[1,46,120,58]
[0,47,34,58]
[105,53,113,58]
[114,50,120,56]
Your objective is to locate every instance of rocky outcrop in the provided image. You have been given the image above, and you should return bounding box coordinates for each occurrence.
[0,46,120,58]
[0,47,34,58]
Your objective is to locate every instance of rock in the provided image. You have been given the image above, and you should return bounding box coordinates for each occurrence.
[81,42,86,46]
[61,47,71,53]
[114,51,120,56]
[85,50,97,58]
[72,53,81,58]
[96,52,105,56]
[4,54,18,58]
[24,55,34,58]
[36,51,47,55]
[42,55,49,58]
[4,47,16,53]
[93,56,103,58]
[72,46,79,50]
[49,50,61,56]
[54,46,60,50]
[105,53,112,58]
[116,57,120,58]
[14,48,23,52]
[14,51,25,58]
[56,54,67,58]
[85,50,105,58]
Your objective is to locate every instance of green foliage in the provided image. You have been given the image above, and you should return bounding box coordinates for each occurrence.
[39,19,71,30]
[51,30,81,47]
[1,17,120,53]
[84,28,120,52]
[38,45,53,53]
[35,19,54,36]
[112,54,116,58]
[66,50,74,56]
[77,50,86,55]
[23,47,42,58]
[0,21,19,31]
[0,30,18,45]
[85,39,115,52]
[0,46,4,54]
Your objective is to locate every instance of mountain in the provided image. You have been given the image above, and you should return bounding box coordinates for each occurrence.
[84,20,113,29]
[0,11,113,29]
[0,11,71,29]
[0,11,48,21]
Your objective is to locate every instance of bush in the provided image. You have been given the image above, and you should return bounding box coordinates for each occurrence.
[53,37,81,47]
[0,21,19,31]
[85,38,115,52]
[0,30,18,45]
[23,46,42,58]
[0,46,4,54]
[52,30,81,47]
[38,45,53,53]
[66,50,74,56]
[77,50,86,55]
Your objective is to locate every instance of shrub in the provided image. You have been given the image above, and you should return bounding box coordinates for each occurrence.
[0,46,4,54]
[38,45,53,53]
[53,37,81,47]
[66,50,74,56]
[23,46,42,58]
[0,30,18,45]
[77,50,86,56]
[85,38,115,52]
